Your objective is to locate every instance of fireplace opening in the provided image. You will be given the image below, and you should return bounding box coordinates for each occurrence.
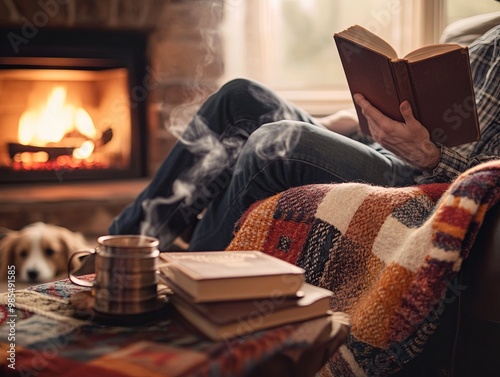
[0,28,149,184]
[1,66,131,176]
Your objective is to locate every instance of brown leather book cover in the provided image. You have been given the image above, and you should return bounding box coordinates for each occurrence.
[169,282,333,340]
[334,25,480,148]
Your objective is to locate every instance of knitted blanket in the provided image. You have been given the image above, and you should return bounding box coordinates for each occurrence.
[226,160,500,376]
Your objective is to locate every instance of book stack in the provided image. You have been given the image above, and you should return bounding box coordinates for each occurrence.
[158,250,334,341]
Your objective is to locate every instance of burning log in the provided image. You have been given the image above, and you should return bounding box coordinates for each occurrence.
[94,127,113,147]
[8,128,113,161]
[9,144,74,161]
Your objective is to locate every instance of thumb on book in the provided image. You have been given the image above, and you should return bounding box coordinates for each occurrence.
[399,100,415,124]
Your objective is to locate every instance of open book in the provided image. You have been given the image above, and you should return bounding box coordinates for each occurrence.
[334,25,480,148]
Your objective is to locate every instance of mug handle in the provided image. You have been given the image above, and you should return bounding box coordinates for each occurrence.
[68,249,96,287]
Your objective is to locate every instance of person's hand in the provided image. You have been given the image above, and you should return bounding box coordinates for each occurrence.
[314,108,359,136]
[353,94,440,171]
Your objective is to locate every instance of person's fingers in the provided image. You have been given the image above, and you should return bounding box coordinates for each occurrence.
[353,93,386,124]
[399,100,417,125]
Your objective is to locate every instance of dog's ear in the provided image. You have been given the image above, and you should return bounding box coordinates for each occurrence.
[0,232,19,281]
[56,228,89,259]
[48,225,90,274]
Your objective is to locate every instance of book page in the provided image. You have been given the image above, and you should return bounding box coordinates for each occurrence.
[404,44,462,62]
[335,24,398,58]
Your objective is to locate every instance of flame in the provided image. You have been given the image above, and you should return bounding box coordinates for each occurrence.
[18,86,97,150]
[73,140,95,159]
[75,108,97,139]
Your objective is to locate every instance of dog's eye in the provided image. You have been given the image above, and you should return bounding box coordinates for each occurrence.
[45,248,55,257]
[19,250,28,258]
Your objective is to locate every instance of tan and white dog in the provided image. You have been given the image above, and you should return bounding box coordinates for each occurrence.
[0,222,90,283]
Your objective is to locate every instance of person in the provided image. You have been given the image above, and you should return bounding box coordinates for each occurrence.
[109,24,499,252]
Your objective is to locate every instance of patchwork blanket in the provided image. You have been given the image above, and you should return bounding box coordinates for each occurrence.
[226,160,500,376]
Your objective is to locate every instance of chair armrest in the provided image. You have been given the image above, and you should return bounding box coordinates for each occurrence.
[440,11,500,45]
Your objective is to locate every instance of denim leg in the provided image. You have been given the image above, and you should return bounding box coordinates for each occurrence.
[108,79,320,250]
[189,121,417,251]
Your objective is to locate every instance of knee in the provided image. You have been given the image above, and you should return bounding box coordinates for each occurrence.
[217,78,260,98]
[237,121,304,165]
[215,78,282,112]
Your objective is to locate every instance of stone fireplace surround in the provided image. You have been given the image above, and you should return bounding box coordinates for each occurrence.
[0,0,224,239]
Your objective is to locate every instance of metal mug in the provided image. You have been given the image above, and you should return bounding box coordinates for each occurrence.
[68,235,160,315]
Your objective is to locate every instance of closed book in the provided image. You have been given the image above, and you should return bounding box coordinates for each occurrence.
[158,251,305,303]
[334,24,480,148]
[170,282,333,341]
[162,275,305,324]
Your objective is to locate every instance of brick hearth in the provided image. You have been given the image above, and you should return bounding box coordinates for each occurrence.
[0,180,148,240]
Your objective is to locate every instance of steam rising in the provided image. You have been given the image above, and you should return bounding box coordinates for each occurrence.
[139,1,301,245]
[247,85,299,164]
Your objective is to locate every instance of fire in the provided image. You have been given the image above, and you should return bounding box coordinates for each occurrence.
[17,86,97,159]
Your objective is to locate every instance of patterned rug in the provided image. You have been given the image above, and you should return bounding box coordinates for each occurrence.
[227,160,500,376]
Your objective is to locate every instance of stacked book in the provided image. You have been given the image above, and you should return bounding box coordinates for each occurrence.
[158,250,334,341]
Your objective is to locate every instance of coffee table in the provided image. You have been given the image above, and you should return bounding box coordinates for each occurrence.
[0,277,348,377]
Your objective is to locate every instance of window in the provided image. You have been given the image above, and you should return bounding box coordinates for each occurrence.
[221,0,499,114]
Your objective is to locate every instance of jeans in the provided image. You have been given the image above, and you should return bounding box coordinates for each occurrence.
[109,79,417,251]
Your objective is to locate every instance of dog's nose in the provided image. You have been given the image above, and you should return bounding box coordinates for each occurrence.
[27,269,39,282]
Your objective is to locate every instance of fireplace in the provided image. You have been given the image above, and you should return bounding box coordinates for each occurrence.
[0,28,149,184]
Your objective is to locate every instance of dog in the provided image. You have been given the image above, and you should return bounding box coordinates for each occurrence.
[0,222,90,283]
